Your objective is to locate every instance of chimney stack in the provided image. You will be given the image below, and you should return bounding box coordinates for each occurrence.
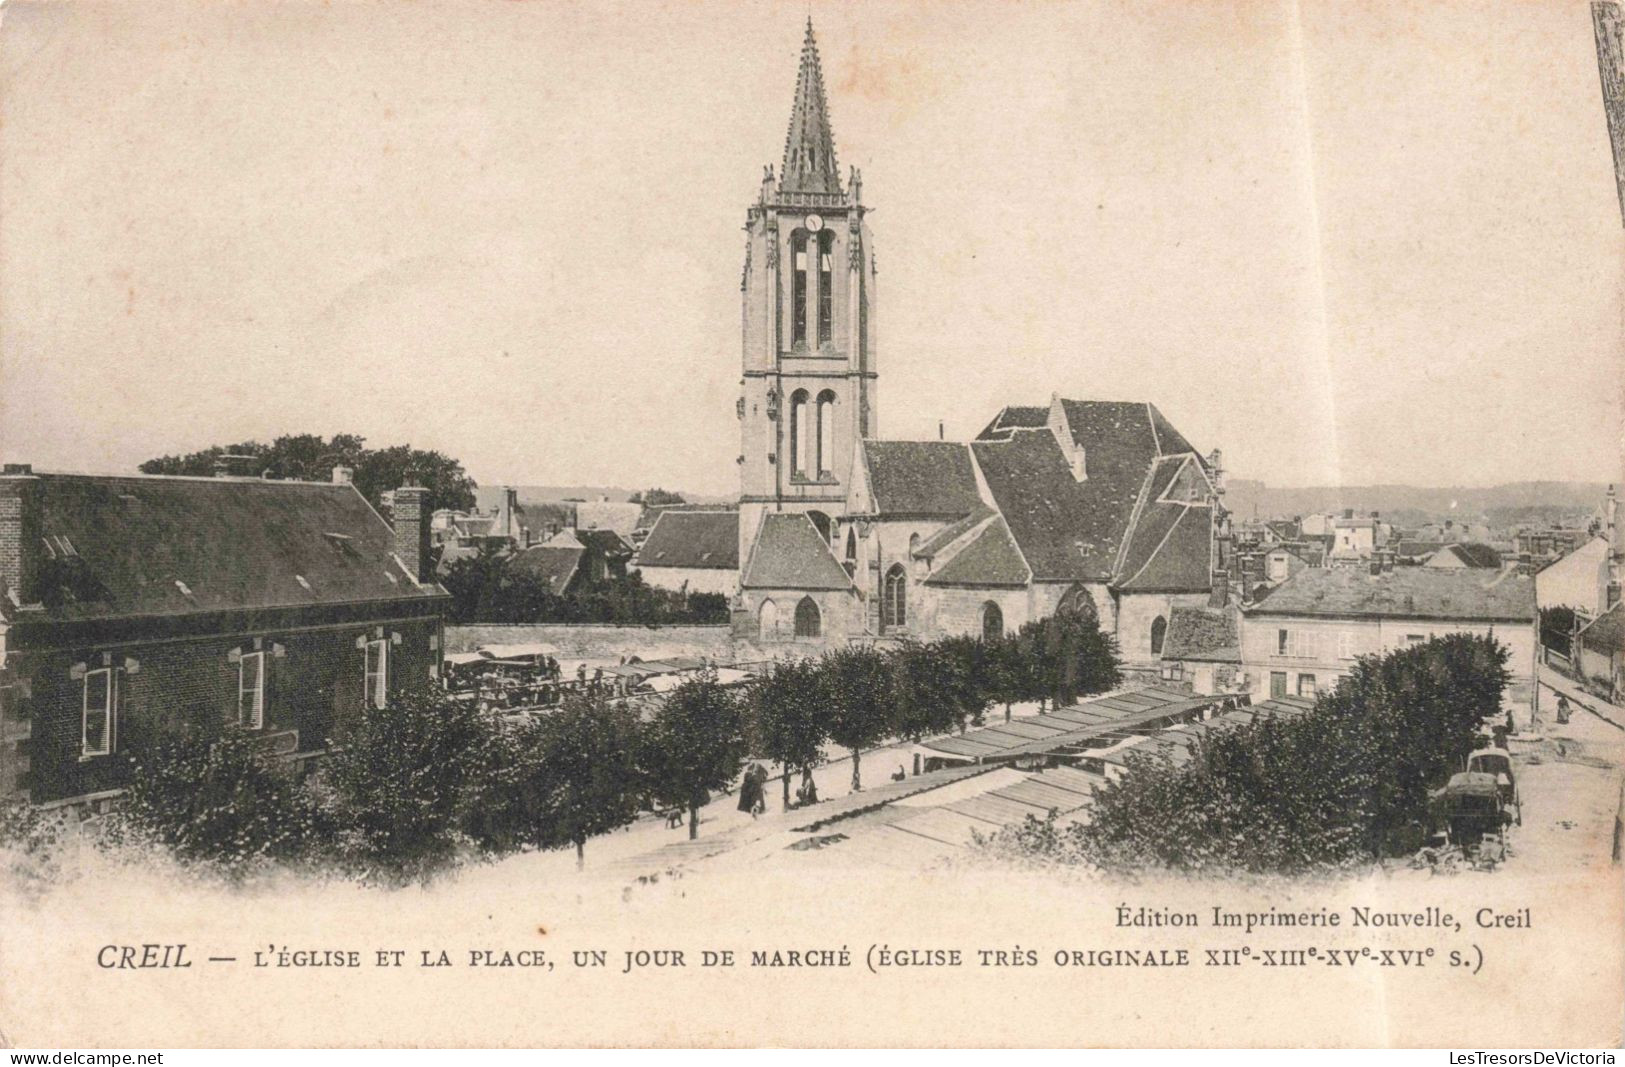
[332,465,353,485]
[1606,484,1618,556]
[392,484,431,584]
[0,465,40,606]
[1209,568,1230,609]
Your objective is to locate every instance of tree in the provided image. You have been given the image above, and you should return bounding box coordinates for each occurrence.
[983,632,1038,722]
[642,671,748,839]
[525,694,644,868]
[120,726,322,874]
[1539,605,1579,658]
[322,685,495,883]
[749,658,830,810]
[888,641,968,743]
[139,433,475,514]
[823,646,894,792]
[628,488,687,507]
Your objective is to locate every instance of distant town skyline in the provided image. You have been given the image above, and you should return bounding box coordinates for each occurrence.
[1,1,1620,496]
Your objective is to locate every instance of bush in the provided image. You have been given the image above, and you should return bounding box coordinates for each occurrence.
[321,685,498,883]
[119,727,324,874]
[0,797,73,889]
[986,634,1511,875]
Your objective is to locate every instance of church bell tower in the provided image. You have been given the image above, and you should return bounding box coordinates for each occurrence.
[737,20,878,569]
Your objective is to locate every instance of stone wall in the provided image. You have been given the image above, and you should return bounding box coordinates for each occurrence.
[445,623,783,667]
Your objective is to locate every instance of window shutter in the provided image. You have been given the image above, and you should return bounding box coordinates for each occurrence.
[122,657,139,675]
[69,662,87,681]
[227,648,243,664]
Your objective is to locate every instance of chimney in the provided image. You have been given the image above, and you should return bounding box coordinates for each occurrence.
[1209,568,1229,609]
[1207,449,1225,495]
[332,465,353,485]
[392,484,431,584]
[497,487,519,540]
[0,465,40,606]
[938,420,945,442]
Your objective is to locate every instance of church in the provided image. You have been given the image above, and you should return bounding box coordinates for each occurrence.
[727,22,1227,674]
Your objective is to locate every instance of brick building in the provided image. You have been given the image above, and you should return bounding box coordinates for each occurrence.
[0,465,449,806]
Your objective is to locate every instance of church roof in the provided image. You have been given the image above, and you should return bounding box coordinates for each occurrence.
[636,511,739,571]
[970,400,1211,586]
[742,513,853,591]
[925,514,1031,588]
[1114,456,1215,593]
[779,20,842,197]
[976,406,1050,441]
[861,440,984,517]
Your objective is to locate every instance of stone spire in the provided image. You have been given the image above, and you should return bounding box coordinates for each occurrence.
[780,19,842,196]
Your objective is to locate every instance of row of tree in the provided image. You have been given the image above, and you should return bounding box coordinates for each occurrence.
[982,633,1512,874]
[110,613,1121,882]
[439,548,730,625]
[141,432,478,515]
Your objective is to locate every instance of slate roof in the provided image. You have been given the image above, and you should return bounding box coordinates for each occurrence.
[913,506,996,559]
[1242,567,1535,623]
[975,405,1050,441]
[1162,605,1241,663]
[925,515,1031,587]
[861,441,983,517]
[1431,542,1505,569]
[1114,456,1214,593]
[573,528,634,560]
[1578,603,1625,654]
[970,400,1209,585]
[741,513,853,591]
[636,511,740,570]
[509,545,582,597]
[8,472,446,623]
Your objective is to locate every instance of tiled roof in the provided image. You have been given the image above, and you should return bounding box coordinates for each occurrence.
[861,441,983,516]
[636,511,740,570]
[925,515,1030,587]
[913,506,995,559]
[1114,456,1213,593]
[741,513,852,591]
[1578,603,1625,653]
[573,528,634,559]
[10,473,445,622]
[509,545,582,596]
[1433,542,1505,569]
[1162,605,1241,663]
[971,400,1207,584]
[1242,567,1535,622]
[975,405,1050,441]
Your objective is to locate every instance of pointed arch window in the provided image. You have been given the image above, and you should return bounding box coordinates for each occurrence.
[789,389,811,477]
[759,598,779,641]
[795,596,822,639]
[815,390,836,478]
[1151,615,1168,657]
[883,563,907,631]
[982,602,1004,643]
[844,528,857,579]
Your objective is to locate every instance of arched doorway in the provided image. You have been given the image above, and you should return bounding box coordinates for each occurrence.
[882,563,907,631]
[982,601,1004,643]
[758,598,778,641]
[794,596,822,639]
[1150,615,1167,656]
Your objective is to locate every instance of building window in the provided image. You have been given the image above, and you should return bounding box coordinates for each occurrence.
[1270,671,1288,699]
[844,528,857,579]
[82,667,116,757]
[239,651,265,729]
[1297,673,1317,698]
[789,389,811,477]
[364,638,389,710]
[982,601,1003,643]
[883,563,907,631]
[1150,615,1167,656]
[1405,633,1426,645]
[792,232,808,345]
[1336,631,1357,660]
[1161,661,1184,681]
[815,390,836,477]
[759,598,779,641]
[1268,555,1288,581]
[1278,629,1317,658]
[817,231,833,344]
[795,596,822,639]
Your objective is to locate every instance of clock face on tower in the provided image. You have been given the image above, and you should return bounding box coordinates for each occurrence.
[803,213,823,233]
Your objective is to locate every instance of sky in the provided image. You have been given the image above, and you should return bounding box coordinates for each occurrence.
[0,0,1620,497]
